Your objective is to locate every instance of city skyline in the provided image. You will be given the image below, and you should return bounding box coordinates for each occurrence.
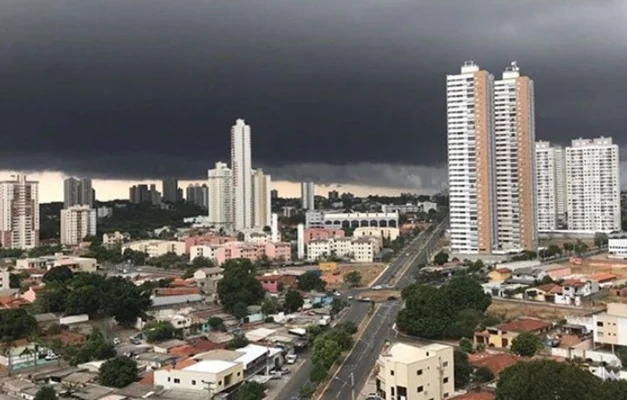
[1,1,626,193]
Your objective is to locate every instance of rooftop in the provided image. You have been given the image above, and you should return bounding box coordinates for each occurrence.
[382,342,450,364]
[468,352,518,375]
[183,360,238,374]
[496,318,551,333]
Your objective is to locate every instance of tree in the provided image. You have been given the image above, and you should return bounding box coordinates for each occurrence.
[284,289,304,313]
[297,271,326,291]
[601,380,627,399]
[217,259,265,313]
[237,232,245,241]
[122,248,147,265]
[232,302,249,319]
[311,337,342,368]
[344,271,362,287]
[310,362,328,383]
[299,382,316,399]
[261,297,279,316]
[42,266,74,284]
[337,321,358,335]
[34,386,56,400]
[0,308,37,341]
[433,251,449,265]
[237,381,265,400]
[563,242,574,255]
[143,321,175,343]
[473,366,494,383]
[98,356,138,388]
[102,276,152,326]
[458,337,473,354]
[510,332,543,357]
[495,359,601,400]
[65,285,102,315]
[574,240,589,256]
[70,328,116,366]
[192,256,215,269]
[9,272,27,289]
[207,317,224,331]
[454,349,472,389]
[226,336,249,350]
[594,232,609,248]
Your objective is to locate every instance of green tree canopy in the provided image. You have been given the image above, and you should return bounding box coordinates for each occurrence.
[207,317,224,330]
[42,266,74,284]
[433,251,449,265]
[34,386,57,400]
[311,336,342,369]
[143,321,175,343]
[284,289,304,313]
[70,328,116,366]
[226,336,249,350]
[237,381,265,400]
[344,271,362,287]
[496,360,601,400]
[98,356,139,388]
[297,271,326,292]
[261,297,279,316]
[310,362,328,383]
[0,308,37,342]
[473,366,495,383]
[454,349,472,389]
[192,256,215,269]
[217,259,265,313]
[510,332,543,357]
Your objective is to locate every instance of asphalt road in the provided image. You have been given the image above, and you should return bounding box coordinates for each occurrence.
[320,217,448,400]
[275,218,448,400]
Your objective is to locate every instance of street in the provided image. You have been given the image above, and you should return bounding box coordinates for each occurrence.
[275,217,448,400]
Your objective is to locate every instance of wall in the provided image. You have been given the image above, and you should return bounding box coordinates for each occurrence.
[550,347,622,367]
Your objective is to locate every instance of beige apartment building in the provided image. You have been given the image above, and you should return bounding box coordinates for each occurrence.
[376,343,454,400]
[593,303,627,349]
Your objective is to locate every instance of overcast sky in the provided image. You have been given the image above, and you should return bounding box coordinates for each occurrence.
[1,0,626,198]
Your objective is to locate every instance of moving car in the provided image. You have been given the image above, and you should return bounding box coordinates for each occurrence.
[372,285,383,290]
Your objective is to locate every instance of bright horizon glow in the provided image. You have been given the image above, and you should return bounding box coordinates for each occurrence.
[0,171,434,203]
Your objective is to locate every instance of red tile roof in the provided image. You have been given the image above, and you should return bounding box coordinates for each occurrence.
[256,275,282,282]
[468,352,518,375]
[591,272,616,282]
[155,287,200,297]
[139,372,154,385]
[495,268,511,273]
[534,283,563,294]
[497,318,551,333]
[187,338,225,353]
[450,392,495,400]
[562,279,586,288]
[168,345,196,358]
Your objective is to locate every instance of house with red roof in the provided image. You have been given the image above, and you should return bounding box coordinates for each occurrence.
[474,317,552,349]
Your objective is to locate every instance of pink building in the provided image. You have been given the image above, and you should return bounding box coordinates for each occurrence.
[184,235,237,253]
[265,242,292,262]
[303,228,345,245]
[256,275,282,293]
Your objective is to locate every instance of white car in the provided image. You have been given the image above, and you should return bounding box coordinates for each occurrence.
[113,338,121,345]
[372,285,383,291]
[45,353,59,361]
[348,295,354,300]
[286,354,298,364]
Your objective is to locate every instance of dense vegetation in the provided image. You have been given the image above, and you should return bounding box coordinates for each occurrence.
[0,308,38,341]
[98,356,139,388]
[36,272,152,326]
[396,276,491,339]
[217,259,265,318]
[309,322,357,384]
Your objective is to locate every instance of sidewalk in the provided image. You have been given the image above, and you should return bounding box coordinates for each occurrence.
[357,374,377,400]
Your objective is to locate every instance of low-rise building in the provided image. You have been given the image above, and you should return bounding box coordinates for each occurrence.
[608,238,627,260]
[102,231,130,246]
[353,226,400,241]
[594,303,627,348]
[307,237,379,262]
[122,240,186,257]
[0,269,9,290]
[376,342,454,400]
[487,268,512,282]
[154,359,244,394]
[15,255,97,273]
[474,318,552,349]
[302,228,345,244]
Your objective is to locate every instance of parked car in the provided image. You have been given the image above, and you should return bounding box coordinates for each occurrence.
[286,354,298,364]
[113,337,121,345]
[348,295,354,300]
[45,353,59,361]
[372,285,383,290]
[280,367,291,375]
[269,371,282,379]
[387,296,397,301]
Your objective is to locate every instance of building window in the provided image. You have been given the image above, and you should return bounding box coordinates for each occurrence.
[597,321,604,327]
[418,386,424,393]
[444,393,449,398]
[192,380,196,386]
[444,377,449,383]
[417,369,423,375]
[173,379,180,384]
[390,370,394,376]
[443,361,448,367]
[167,378,171,382]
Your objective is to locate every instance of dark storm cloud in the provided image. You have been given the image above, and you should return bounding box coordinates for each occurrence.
[1,0,626,189]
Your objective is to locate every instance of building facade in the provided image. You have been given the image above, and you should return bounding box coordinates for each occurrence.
[231,119,253,231]
[376,343,454,400]
[208,162,232,230]
[162,178,180,203]
[0,175,39,249]
[186,184,208,209]
[593,303,627,348]
[301,182,315,210]
[60,205,97,245]
[252,169,272,228]
[535,141,568,230]
[566,137,621,232]
[63,177,93,208]
[493,63,537,252]
[447,61,498,256]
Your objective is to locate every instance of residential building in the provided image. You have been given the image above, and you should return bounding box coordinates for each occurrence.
[129,184,149,204]
[208,162,233,230]
[566,137,621,232]
[282,206,297,217]
[162,178,180,203]
[102,231,130,246]
[494,62,537,252]
[447,61,497,256]
[536,141,568,230]
[609,238,627,260]
[186,184,208,209]
[149,184,162,206]
[307,237,379,262]
[353,227,400,241]
[231,118,253,231]
[302,227,345,244]
[63,177,93,208]
[184,234,236,253]
[270,189,278,199]
[593,303,627,348]
[15,255,97,273]
[376,343,454,400]
[474,317,551,349]
[96,206,113,218]
[301,182,315,210]
[192,267,222,294]
[297,223,305,259]
[122,240,187,257]
[252,169,272,228]
[0,175,39,249]
[60,205,97,246]
[0,269,9,290]
[190,241,290,266]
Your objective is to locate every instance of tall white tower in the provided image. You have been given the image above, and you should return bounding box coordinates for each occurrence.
[297,223,305,259]
[493,62,538,252]
[566,137,620,232]
[271,213,279,243]
[252,169,272,228]
[231,119,253,231]
[535,141,567,230]
[208,162,232,230]
[0,175,39,249]
[301,182,315,210]
[446,61,497,255]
